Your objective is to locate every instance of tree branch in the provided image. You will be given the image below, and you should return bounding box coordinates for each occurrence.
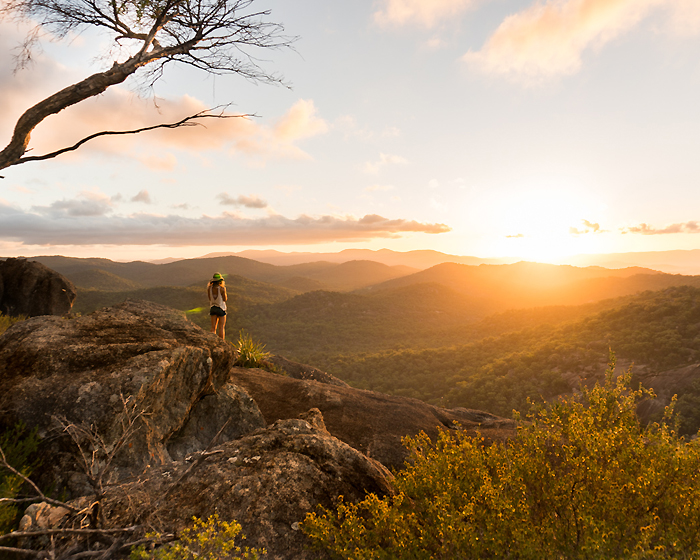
[0,445,79,513]
[0,527,139,544]
[12,109,252,167]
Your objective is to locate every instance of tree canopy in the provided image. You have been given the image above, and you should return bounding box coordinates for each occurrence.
[303,362,700,559]
[0,0,292,173]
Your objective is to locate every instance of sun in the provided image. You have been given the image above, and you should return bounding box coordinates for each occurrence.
[476,185,607,263]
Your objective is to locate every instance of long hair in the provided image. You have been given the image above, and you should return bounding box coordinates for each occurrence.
[208,279,225,287]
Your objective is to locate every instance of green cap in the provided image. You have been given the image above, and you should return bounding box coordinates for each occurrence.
[212,272,223,281]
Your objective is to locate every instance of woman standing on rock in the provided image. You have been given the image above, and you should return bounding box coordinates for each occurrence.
[207,272,227,340]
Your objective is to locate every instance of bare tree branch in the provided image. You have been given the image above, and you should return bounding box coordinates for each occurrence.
[13,109,252,167]
[0,445,79,513]
[0,545,43,557]
[0,527,138,544]
[0,0,295,173]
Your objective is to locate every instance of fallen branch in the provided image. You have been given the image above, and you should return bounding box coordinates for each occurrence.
[0,526,139,544]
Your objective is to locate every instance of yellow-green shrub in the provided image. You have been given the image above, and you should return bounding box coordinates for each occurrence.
[303,359,700,559]
[0,313,26,336]
[130,514,263,560]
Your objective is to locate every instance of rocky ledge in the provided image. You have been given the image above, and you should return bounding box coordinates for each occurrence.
[0,299,515,559]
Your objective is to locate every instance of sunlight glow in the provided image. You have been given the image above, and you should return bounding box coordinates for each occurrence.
[476,185,608,262]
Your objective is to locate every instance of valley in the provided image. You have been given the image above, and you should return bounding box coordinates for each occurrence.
[28,253,700,435]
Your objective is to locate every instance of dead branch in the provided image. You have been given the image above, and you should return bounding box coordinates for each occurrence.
[0,445,78,513]
[0,527,138,544]
[0,0,294,173]
[0,545,43,557]
[11,109,253,168]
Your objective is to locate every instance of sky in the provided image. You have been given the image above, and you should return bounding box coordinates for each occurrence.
[1,0,700,263]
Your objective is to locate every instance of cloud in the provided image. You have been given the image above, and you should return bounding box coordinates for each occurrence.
[131,190,152,204]
[569,219,606,235]
[374,0,480,27]
[464,0,670,79]
[0,203,451,246]
[274,99,328,141]
[364,153,409,174]
[31,191,114,218]
[621,221,700,235]
[506,233,525,238]
[217,193,268,209]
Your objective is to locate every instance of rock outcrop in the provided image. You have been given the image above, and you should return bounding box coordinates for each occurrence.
[230,367,516,470]
[99,409,393,560]
[0,257,77,317]
[0,299,254,494]
[0,298,513,559]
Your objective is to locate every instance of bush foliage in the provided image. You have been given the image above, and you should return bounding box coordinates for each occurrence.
[303,359,700,559]
[0,423,41,534]
[0,313,26,336]
[130,514,263,560]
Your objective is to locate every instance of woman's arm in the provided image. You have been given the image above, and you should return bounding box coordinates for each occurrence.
[221,286,227,302]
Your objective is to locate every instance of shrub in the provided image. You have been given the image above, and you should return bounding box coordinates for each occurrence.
[0,313,26,336]
[130,514,263,560]
[234,331,272,369]
[302,358,700,559]
[0,423,42,534]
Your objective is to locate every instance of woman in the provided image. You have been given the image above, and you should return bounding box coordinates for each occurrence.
[207,272,227,340]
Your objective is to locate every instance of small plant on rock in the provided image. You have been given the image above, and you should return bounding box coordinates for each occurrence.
[0,313,27,336]
[234,331,272,369]
[130,514,263,560]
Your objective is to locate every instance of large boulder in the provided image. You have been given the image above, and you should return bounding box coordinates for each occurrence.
[230,367,516,470]
[0,258,77,317]
[0,299,263,495]
[98,409,394,560]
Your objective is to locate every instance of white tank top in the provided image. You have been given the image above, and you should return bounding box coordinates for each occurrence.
[209,284,226,311]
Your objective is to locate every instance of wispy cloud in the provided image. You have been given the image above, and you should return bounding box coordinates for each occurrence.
[569,219,606,235]
[217,193,269,209]
[364,153,409,174]
[621,221,700,235]
[0,202,450,246]
[374,0,481,27]
[506,233,525,238]
[464,0,688,80]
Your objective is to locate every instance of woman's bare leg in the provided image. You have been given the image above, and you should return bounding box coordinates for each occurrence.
[210,315,218,333]
[217,315,227,340]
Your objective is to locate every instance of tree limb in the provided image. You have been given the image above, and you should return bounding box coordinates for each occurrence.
[0,527,139,544]
[11,109,251,167]
[0,445,78,513]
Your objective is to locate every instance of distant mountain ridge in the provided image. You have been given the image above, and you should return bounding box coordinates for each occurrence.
[203,248,511,268]
[197,247,700,275]
[27,255,416,293]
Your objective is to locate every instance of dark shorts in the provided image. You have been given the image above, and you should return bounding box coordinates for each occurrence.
[210,305,226,317]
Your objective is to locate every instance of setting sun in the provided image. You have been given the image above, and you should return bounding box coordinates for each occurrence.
[476,185,608,262]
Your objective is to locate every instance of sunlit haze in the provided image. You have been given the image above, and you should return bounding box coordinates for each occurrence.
[2,0,700,264]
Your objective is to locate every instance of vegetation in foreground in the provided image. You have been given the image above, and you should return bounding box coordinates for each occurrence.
[303,360,700,559]
[0,313,26,336]
[130,514,263,560]
[233,330,272,370]
[0,423,41,534]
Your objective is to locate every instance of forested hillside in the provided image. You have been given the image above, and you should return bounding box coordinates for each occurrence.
[311,286,700,433]
[47,255,700,433]
[32,255,414,293]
